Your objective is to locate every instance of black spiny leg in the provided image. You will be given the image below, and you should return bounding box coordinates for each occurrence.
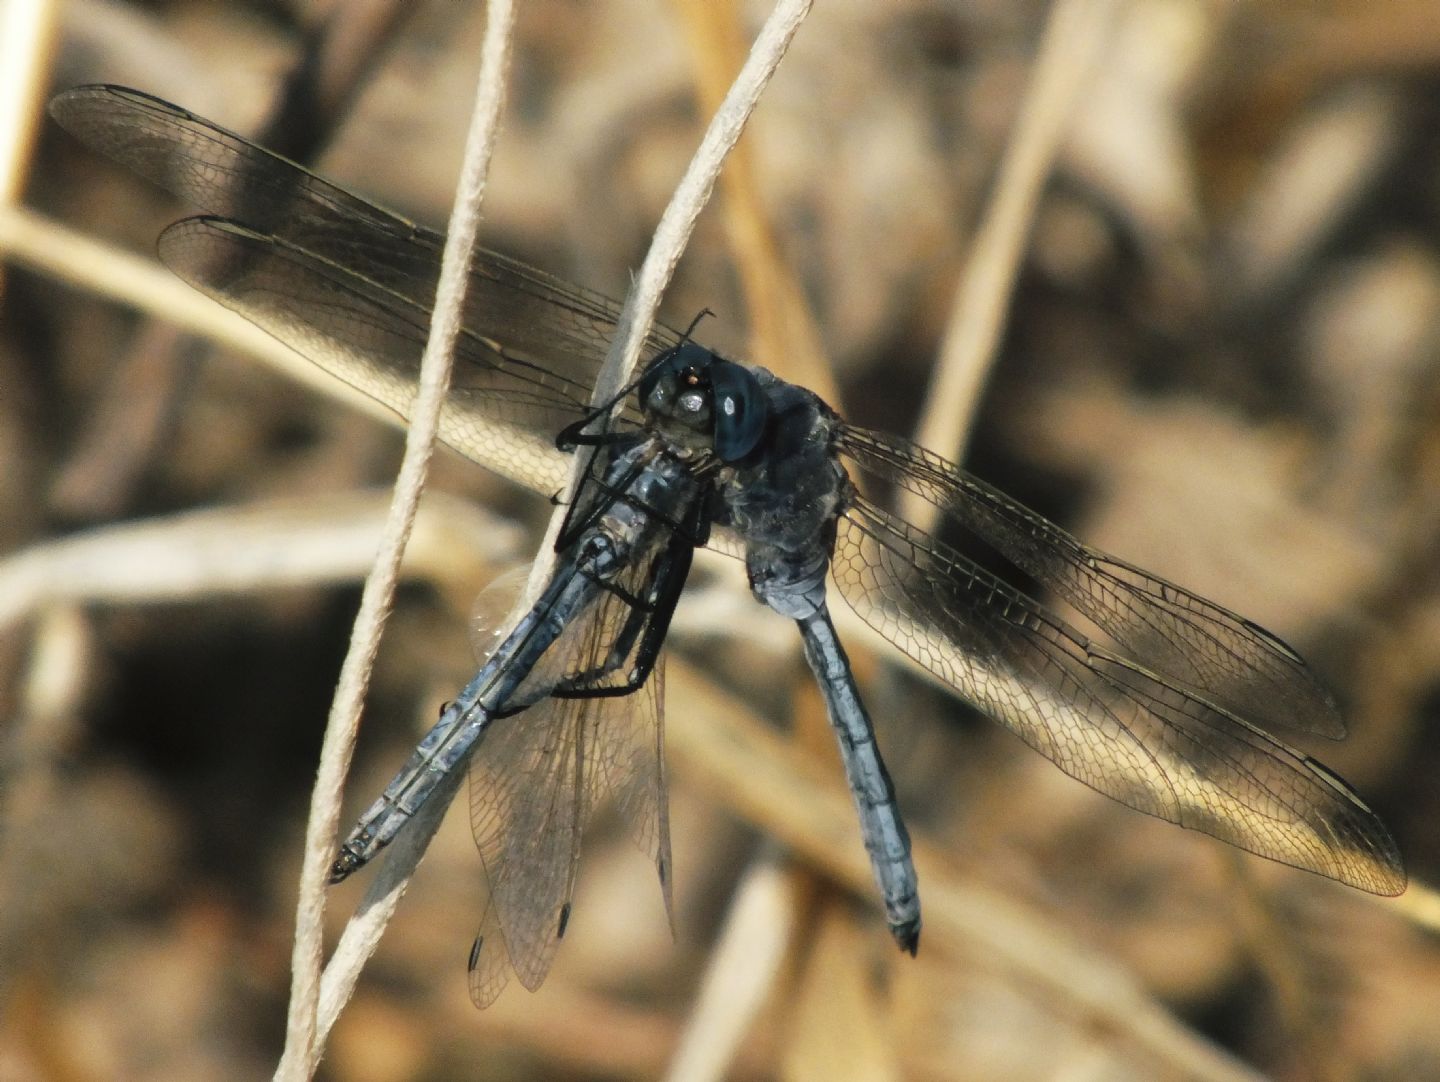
[554,438,649,550]
[550,485,709,701]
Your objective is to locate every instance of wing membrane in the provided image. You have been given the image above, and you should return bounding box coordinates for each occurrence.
[466,557,673,1006]
[49,84,682,389]
[832,494,1404,894]
[50,83,686,492]
[160,216,585,493]
[838,425,1346,739]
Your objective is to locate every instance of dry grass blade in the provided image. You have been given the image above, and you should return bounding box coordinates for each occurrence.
[274,3,519,1076]
[0,492,523,634]
[904,0,1118,532]
[0,204,397,423]
[672,0,837,407]
[666,5,849,1073]
[1387,880,1440,933]
[561,0,815,430]
[661,855,796,1082]
[309,0,812,1048]
[0,0,58,309]
[52,0,413,520]
[661,657,1268,1082]
[0,0,59,209]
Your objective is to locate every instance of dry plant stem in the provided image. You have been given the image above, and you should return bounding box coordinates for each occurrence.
[274,3,517,1078]
[311,0,812,1046]
[672,8,867,1074]
[552,0,816,463]
[309,0,813,1045]
[660,658,1267,1082]
[54,0,412,518]
[555,9,817,1066]
[314,765,464,1038]
[0,0,59,303]
[0,0,59,208]
[671,0,838,407]
[904,0,1117,532]
[0,204,395,421]
[1388,880,1440,932]
[663,853,796,1082]
[0,493,523,633]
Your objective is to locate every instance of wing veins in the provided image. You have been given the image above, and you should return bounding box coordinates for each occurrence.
[837,426,1344,737]
[833,495,1403,893]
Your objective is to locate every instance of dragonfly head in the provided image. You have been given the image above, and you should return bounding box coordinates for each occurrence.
[638,343,768,463]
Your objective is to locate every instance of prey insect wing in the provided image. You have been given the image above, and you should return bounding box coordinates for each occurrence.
[464,548,675,1005]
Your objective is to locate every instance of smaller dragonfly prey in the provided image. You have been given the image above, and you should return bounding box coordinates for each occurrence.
[52,85,1405,1004]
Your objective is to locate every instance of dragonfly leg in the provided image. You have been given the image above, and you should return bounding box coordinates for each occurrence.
[550,510,698,699]
[556,447,651,549]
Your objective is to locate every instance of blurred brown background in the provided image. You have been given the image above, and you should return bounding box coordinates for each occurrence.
[3,0,1440,1079]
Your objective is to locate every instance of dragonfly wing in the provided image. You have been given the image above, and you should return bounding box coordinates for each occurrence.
[466,695,587,996]
[50,85,684,371]
[465,553,674,1000]
[473,560,674,896]
[556,548,676,925]
[831,495,1404,894]
[837,425,1346,738]
[51,84,684,490]
[586,657,674,931]
[159,216,584,493]
[466,885,512,1009]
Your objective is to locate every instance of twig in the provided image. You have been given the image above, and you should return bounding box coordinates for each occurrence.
[273,2,518,1076]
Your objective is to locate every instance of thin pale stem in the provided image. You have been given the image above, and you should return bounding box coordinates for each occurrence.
[273,1,517,1077]
[903,0,1118,531]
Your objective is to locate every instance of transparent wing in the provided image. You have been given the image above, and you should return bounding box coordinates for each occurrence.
[832,494,1404,895]
[837,425,1346,739]
[159,216,590,494]
[49,84,683,491]
[465,558,672,1006]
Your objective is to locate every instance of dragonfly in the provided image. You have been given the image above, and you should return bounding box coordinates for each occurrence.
[51,84,1405,1005]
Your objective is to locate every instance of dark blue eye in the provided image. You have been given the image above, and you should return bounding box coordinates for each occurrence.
[709,360,767,462]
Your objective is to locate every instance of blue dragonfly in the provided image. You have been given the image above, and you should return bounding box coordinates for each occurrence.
[51,84,1405,1006]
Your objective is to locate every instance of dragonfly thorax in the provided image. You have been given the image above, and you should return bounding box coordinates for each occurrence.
[713,369,848,621]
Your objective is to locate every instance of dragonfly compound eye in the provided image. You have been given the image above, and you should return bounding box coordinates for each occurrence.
[708,360,768,462]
